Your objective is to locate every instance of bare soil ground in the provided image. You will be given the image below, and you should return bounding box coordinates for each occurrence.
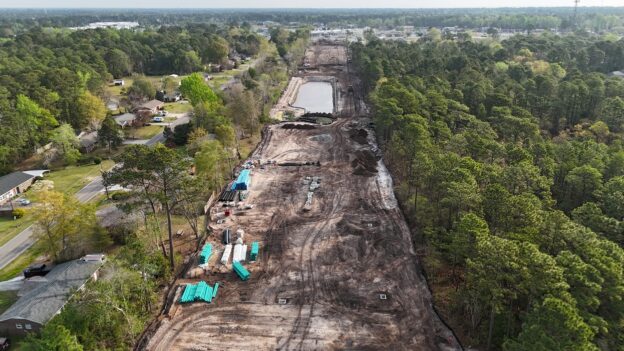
[144,44,460,351]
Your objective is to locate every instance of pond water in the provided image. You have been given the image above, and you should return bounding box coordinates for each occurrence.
[293,81,334,114]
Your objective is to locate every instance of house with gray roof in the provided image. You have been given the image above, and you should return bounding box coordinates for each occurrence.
[113,113,138,128]
[136,99,164,115]
[0,172,37,206]
[0,256,104,336]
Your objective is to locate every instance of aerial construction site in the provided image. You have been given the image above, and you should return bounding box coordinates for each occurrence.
[143,44,461,351]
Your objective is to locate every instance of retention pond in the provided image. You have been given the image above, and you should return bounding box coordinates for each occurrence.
[293,81,334,114]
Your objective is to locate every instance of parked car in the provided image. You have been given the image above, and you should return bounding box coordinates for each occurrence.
[18,198,31,206]
[152,116,164,122]
[158,110,168,117]
[23,263,51,278]
[0,337,9,351]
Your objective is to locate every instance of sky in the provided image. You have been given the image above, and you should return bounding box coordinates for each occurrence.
[0,0,622,8]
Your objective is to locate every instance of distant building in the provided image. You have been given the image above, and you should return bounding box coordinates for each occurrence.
[0,172,38,206]
[609,71,624,78]
[0,255,105,336]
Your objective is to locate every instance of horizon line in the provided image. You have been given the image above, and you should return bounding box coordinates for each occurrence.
[1,6,624,9]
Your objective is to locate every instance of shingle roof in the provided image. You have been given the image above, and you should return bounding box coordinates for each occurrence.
[0,172,35,195]
[141,99,164,110]
[113,113,137,126]
[0,259,103,324]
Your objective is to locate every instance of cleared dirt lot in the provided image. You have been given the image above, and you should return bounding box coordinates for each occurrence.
[144,44,460,351]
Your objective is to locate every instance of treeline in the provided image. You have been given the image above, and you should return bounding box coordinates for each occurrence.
[352,33,624,349]
[0,24,263,173]
[1,8,624,34]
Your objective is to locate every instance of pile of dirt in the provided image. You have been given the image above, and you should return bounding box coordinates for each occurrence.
[349,129,368,145]
[281,123,317,130]
[351,150,378,177]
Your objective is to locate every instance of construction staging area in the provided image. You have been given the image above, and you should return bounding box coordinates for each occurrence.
[144,44,461,351]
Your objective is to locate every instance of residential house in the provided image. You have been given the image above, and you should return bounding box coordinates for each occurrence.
[0,255,105,336]
[113,113,138,128]
[156,90,181,103]
[136,100,164,115]
[78,131,98,152]
[209,64,223,73]
[0,172,38,206]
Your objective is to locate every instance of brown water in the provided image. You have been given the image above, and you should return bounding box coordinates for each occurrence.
[293,81,333,114]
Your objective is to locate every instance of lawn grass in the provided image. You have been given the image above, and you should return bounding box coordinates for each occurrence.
[0,245,43,281]
[163,102,193,114]
[0,217,34,247]
[125,125,163,140]
[45,160,115,197]
[0,290,18,315]
[0,162,114,247]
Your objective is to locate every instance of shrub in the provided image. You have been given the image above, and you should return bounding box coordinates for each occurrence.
[12,208,26,219]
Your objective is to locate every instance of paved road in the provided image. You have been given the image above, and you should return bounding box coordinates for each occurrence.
[146,114,190,146]
[0,114,191,271]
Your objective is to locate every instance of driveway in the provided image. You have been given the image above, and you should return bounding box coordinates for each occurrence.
[146,113,190,146]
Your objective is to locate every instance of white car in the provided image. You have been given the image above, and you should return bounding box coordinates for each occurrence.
[18,198,31,206]
[152,116,164,122]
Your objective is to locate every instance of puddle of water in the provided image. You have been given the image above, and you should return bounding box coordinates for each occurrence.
[309,134,333,143]
[293,81,333,114]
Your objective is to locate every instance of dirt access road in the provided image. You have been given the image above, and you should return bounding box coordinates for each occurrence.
[144,44,460,351]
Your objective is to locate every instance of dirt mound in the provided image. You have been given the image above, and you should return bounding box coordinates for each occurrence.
[349,128,368,145]
[281,123,317,130]
[352,150,378,177]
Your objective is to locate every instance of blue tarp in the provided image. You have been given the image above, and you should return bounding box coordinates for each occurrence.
[231,169,251,191]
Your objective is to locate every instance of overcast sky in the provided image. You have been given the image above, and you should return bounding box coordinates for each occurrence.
[0,0,622,8]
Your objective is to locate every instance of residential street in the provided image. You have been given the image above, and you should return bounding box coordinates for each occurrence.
[146,113,190,146]
[0,113,191,272]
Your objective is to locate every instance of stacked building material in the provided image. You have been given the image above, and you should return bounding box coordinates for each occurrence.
[212,283,219,298]
[199,243,213,265]
[222,229,231,244]
[179,283,198,303]
[221,244,232,265]
[231,169,251,190]
[250,242,259,261]
[233,243,247,263]
[233,261,250,281]
[179,281,219,303]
